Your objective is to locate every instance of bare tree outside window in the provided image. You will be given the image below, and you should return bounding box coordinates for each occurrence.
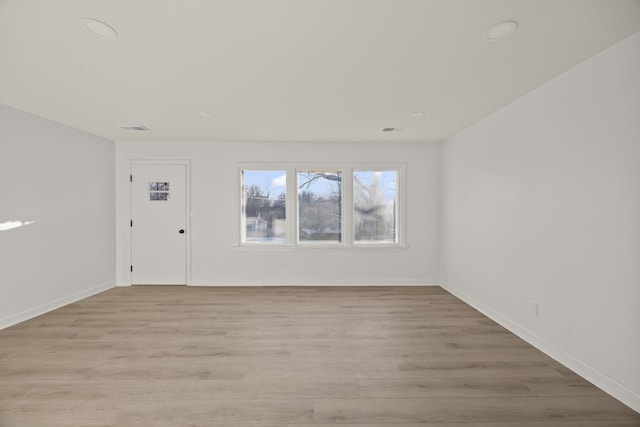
[354,171,397,243]
[298,171,342,243]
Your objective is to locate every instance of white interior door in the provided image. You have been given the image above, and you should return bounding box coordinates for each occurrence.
[131,163,187,284]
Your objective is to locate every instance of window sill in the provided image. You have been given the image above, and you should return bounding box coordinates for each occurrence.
[233,244,408,252]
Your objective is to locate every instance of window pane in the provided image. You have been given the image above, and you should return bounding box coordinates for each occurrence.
[298,171,342,243]
[242,170,286,243]
[353,171,397,243]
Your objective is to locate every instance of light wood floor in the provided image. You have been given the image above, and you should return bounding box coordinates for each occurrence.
[0,286,638,426]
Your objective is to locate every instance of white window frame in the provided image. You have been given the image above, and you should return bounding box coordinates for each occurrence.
[235,162,406,249]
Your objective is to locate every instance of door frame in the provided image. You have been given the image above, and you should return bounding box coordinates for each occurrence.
[129,159,191,285]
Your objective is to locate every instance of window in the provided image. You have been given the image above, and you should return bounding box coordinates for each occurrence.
[298,171,343,243]
[241,170,286,243]
[239,164,403,248]
[353,171,397,243]
[149,182,170,201]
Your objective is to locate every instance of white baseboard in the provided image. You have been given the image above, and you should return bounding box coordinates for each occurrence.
[188,279,439,287]
[441,282,640,414]
[0,281,115,330]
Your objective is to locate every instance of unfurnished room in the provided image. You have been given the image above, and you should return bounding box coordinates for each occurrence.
[1,0,639,425]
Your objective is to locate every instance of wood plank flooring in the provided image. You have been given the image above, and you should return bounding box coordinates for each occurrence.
[0,286,638,426]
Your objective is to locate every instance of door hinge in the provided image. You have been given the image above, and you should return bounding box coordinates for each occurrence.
[130,220,133,227]
[130,265,133,272]
[130,174,133,182]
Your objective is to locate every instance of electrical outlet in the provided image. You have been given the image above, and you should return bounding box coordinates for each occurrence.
[277,263,286,271]
[529,300,539,317]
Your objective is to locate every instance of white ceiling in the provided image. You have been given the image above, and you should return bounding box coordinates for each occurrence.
[1,0,639,142]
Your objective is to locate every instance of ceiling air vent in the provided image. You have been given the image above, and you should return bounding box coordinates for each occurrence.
[118,125,150,132]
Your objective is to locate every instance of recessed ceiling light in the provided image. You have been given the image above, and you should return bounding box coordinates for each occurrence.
[483,21,518,42]
[409,112,426,118]
[197,111,213,118]
[81,18,118,39]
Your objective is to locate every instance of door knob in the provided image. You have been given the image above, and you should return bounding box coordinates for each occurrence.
[179,229,185,234]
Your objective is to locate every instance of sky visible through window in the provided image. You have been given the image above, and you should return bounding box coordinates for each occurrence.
[243,170,286,199]
[242,170,396,197]
[354,171,396,202]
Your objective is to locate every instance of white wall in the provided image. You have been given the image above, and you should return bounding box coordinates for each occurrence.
[116,140,440,286]
[441,32,640,411]
[0,104,115,328]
